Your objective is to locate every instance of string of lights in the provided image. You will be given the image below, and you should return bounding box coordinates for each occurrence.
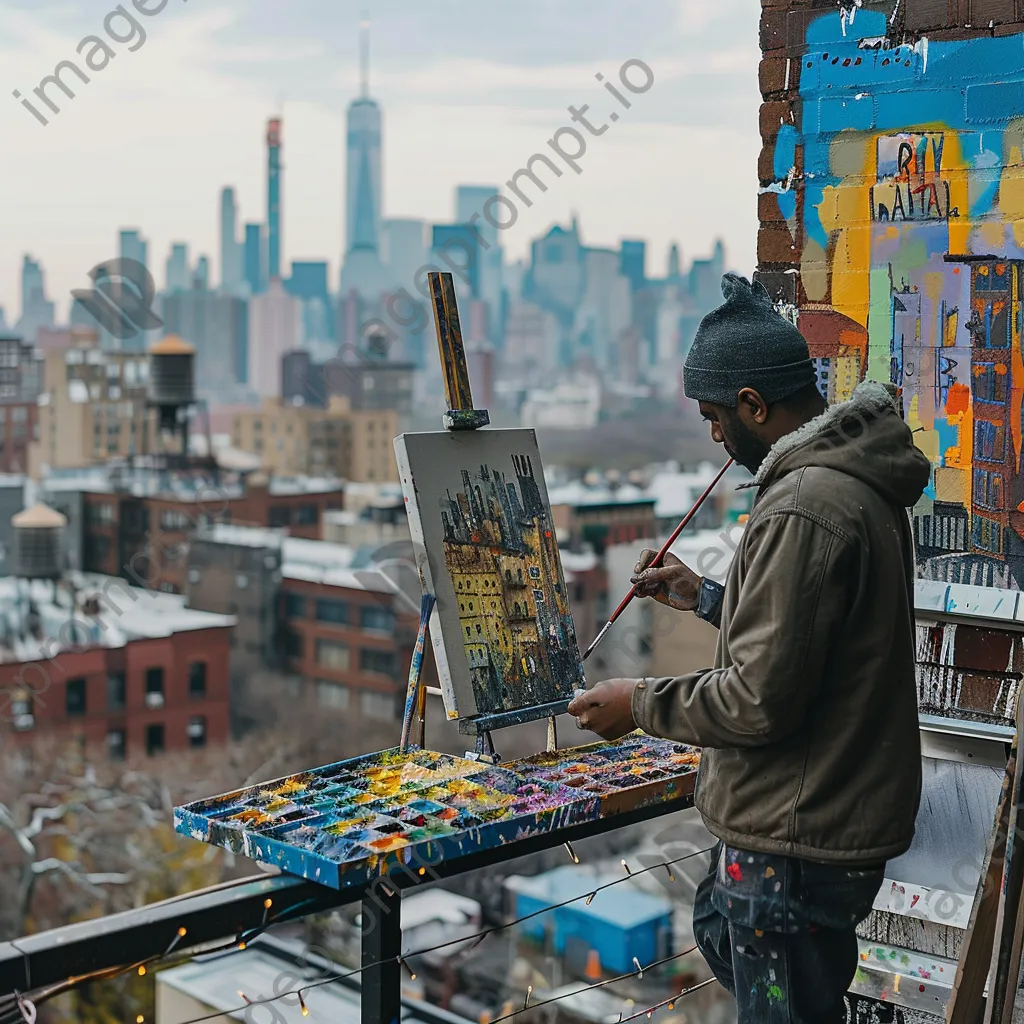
[4,892,324,1024]
[615,977,718,1022]
[8,844,716,1024]
[159,844,716,1024]
[486,947,701,1023]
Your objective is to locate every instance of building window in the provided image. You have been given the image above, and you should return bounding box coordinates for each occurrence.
[285,630,304,658]
[360,690,396,720]
[187,716,207,748]
[360,649,397,677]
[316,639,350,670]
[146,723,165,756]
[11,690,33,731]
[145,667,165,709]
[66,678,86,717]
[296,504,317,525]
[316,598,349,625]
[284,593,305,617]
[269,506,290,527]
[359,606,395,633]
[107,672,126,711]
[974,421,1007,462]
[316,680,350,709]
[159,509,191,530]
[975,362,1009,404]
[107,729,126,761]
[973,515,1004,554]
[188,661,207,699]
[973,469,1005,510]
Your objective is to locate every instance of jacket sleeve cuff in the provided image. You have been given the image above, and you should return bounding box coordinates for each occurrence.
[631,678,653,734]
[695,578,724,627]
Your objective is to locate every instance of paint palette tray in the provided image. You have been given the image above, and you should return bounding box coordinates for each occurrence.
[175,736,699,890]
[511,736,701,816]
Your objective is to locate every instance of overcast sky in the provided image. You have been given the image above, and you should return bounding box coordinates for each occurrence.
[0,0,761,321]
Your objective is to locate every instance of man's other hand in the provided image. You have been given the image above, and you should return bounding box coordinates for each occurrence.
[567,679,638,740]
[631,549,701,611]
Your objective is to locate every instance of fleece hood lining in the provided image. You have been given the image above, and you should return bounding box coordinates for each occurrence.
[747,380,899,489]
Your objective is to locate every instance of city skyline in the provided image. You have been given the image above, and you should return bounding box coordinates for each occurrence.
[0,0,759,319]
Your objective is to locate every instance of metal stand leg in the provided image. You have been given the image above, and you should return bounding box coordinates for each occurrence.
[362,884,402,1024]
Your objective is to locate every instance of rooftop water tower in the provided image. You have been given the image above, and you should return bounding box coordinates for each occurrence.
[11,502,67,581]
[148,334,196,453]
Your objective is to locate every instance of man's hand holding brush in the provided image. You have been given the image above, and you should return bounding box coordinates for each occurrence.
[568,549,705,740]
[631,549,702,611]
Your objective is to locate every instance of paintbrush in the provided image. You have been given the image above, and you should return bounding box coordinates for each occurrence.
[581,457,734,662]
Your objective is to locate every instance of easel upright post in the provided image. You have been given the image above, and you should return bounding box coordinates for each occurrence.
[361,884,401,1024]
[428,271,490,431]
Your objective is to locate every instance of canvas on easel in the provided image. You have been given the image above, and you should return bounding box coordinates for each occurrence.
[394,427,586,721]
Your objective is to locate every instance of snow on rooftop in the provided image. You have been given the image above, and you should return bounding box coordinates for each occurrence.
[647,462,721,519]
[667,525,743,585]
[0,573,235,664]
[282,561,398,594]
[268,476,344,495]
[559,549,600,573]
[157,947,367,1024]
[401,889,480,931]
[197,523,285,549]
[282,536,355,569]
[547,481,651,508]
[279,536,397,594]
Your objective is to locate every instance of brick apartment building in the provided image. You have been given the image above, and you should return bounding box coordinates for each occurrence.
[279,569,411,722]
[68,471,344,594]
[29,340,158,477]
[548,482,658,555]
[185,524,431,725]
[0,334,43,474]
[0,575,233,759]
[231,396,399,484]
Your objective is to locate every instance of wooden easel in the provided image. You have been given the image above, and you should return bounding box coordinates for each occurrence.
[947,689,1024,1023]
[396,272,564,762]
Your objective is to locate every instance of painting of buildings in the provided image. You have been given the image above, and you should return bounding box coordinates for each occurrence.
[395,429,586,720]
[757,0,1024,590]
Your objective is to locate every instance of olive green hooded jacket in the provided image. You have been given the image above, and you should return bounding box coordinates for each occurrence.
[631,381,932,865]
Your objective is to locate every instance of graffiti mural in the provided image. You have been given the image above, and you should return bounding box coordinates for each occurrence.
[758,0,1024,589]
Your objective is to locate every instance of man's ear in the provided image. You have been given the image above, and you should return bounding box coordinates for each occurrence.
[738,388,769,423]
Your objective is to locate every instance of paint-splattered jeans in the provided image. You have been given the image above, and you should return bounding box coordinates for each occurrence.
[693,841,885,1023]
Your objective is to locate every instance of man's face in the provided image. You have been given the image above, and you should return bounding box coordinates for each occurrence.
[698,400,772,474]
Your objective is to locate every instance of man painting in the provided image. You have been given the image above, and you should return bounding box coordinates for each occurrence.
[568,274,930,1023]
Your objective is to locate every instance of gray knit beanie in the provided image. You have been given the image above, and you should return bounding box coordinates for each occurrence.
[683,273,817,407]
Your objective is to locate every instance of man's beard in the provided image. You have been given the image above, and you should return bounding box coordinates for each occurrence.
[718,410,772,474]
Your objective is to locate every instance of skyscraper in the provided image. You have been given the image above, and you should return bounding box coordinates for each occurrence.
[382,218,426,294]
[194,256,210,291]
[432,224,482,298]
[165,243,189,293]
[244,223,266,296]
[619,240,646,291]
[340,17,390,296]
[249,279,301,398]
[267,118,282,281]
[220,186,243,294]
[15,255,55,344]
[119,229,148,270]
[455,186,504,343]
[161,290,248,394]
[286,261,334,344]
